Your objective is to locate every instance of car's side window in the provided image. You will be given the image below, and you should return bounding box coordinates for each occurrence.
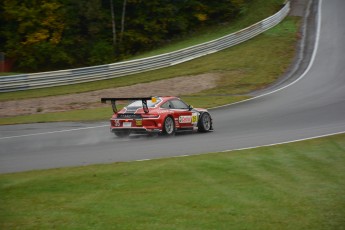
[171,99,189,110]
[161,101,171,109]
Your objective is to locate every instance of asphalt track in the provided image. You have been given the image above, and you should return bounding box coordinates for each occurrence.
[1,0,345,174]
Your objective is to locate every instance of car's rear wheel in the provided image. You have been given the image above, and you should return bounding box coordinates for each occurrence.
[163,116,175,135]
[114,130,131,137]
[198,112,212,132]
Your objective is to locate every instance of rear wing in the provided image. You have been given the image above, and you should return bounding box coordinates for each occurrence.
[101,97,153,113]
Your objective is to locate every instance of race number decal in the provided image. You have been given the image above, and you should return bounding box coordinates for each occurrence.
[192,113,198,124]
[179,116,192,123]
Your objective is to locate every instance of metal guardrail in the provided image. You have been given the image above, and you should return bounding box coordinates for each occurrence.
[0,1,290,92]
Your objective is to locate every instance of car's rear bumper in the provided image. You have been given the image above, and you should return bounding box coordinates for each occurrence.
[110,118,163,133]
[110,127,162,134]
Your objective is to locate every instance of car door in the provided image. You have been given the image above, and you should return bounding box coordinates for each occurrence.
[169,99,195,129]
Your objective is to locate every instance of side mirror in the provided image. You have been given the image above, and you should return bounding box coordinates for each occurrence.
[188,105,194,111]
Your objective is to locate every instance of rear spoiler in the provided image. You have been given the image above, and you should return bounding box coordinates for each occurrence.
[101,97,153,113]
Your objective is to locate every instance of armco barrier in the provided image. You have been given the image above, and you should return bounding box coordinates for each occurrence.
[0,1,290,92]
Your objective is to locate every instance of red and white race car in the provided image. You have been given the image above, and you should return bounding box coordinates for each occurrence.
[101,96,213,137]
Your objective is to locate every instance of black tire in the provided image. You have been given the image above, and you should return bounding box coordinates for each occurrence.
[162,116,175,136]
[114,130,130,137]
[198,112,212,132]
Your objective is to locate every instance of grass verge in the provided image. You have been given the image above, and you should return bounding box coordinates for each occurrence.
[1,134,344,229]
[0,73,21,76]
[0,16,299,125]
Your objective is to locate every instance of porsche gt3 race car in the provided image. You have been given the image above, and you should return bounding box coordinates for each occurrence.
[101,96,213,137]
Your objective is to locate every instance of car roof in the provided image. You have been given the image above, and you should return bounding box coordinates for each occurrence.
[158,96,179,101]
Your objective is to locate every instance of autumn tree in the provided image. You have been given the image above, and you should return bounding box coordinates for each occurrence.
[1,0,250,72]
[2,0,69,71]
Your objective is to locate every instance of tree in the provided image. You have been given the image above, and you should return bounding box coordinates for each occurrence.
[120,0,127,44]
[110,0,117,47]
[1,0,250,71]
[2,0,69,71]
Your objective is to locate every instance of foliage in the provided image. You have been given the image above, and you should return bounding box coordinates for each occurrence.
[1,0,68,71]
[0,0,251,71]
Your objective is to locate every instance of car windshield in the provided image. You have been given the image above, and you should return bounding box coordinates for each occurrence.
[127,98,161,108]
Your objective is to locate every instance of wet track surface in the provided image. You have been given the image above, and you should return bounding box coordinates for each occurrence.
[1,0,345,173]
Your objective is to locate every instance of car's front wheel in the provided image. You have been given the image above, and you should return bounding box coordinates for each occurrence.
[198,112,212,132]
[163,116,175,136]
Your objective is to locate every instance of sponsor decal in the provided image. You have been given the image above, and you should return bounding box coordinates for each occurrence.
[157,109,170,114]
[179,116,192,123]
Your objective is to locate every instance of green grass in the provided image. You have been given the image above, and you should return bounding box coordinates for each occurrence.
[0,16,299,125]
[1,134,344,229]
[0,73,21,76]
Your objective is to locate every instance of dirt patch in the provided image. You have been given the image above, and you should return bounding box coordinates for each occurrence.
[0,73,220,117]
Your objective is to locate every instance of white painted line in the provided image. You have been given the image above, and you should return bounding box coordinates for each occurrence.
[173,155,190,158]
[135,159,151,162]
[221,130,345,153]
[0,124,109,140]
[211,0,323,110]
